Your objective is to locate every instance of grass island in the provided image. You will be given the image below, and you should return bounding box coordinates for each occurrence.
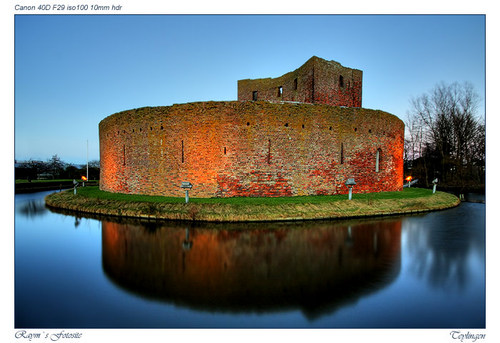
[45,186,460,222]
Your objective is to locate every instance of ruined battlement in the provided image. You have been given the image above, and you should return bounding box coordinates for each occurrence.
[237,56,362,107]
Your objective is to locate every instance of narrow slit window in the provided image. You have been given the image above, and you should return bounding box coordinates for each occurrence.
[376,149,381,172]
[252,91,258,101]
[340,143,344,164]
[339,75,344,88]
[123,145,126,166]
[181,140,184,163]
[267,139,271,164]
[293,78,298,90]
[224,147,227,155]
[278,86,283,97]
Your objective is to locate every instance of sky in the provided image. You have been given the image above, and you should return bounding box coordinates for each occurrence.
[14,14,485,165]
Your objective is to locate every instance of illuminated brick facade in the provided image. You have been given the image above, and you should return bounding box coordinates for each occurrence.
[99,101,404,197]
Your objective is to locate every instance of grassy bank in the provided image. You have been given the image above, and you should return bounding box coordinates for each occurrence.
[15,179,98,193]
[44,186,460,222]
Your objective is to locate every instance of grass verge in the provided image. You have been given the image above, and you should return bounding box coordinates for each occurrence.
[44,186,460,222]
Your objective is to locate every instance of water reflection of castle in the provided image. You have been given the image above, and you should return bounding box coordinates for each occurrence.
[102,219,401,319]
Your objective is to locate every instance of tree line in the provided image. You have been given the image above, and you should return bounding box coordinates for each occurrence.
[15,155,100,181]
[404,82,485,191]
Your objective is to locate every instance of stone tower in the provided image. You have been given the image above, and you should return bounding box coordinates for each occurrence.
[237,56,362,107]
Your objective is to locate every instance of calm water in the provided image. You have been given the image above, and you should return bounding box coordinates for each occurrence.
[15,191,485,328]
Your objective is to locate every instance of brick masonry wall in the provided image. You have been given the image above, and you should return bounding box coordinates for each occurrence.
[99,101,404,198]
[238,56,362,107]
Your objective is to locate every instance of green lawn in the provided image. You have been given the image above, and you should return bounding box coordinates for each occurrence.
[46,186,458,222]
[76,186,434,205]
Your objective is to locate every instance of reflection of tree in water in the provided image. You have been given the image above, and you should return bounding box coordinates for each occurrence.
[404,203,485,291]
[16,199,48,219]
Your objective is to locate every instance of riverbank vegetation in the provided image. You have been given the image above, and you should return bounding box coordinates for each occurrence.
[15,155,100,181]
[45,186,460,222]
[405,82,485,191]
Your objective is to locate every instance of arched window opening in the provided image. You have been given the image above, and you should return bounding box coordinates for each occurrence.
[339,75,344,88]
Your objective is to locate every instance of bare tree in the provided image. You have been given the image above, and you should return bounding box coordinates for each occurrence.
[406,82,484,187]
[47,154,66,178]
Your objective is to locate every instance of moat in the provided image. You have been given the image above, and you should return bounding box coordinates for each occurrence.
[15,190,485,328]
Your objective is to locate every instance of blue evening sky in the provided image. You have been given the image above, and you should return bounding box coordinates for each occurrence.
[14,14,485,165]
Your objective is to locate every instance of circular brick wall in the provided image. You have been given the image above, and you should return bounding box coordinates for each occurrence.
[99,101,404,197]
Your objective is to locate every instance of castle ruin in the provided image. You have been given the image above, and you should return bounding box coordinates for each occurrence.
[99,57,404,198]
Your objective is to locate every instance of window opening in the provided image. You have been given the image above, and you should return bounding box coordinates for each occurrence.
[181,140,184,163]
[278,86,283,97]
[267,139,271,164]
[252,91,258,101]
[294,78,298,90]
[341,143,344,164]
[376,149,381,172]
[339,75,344,88]
[224,147,227,155]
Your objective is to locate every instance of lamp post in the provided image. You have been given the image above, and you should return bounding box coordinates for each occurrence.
[345,178,356,200]
[181,182,193,203]
[432,178,438,194]
[405,176,413,188]
[86,139,89,182]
